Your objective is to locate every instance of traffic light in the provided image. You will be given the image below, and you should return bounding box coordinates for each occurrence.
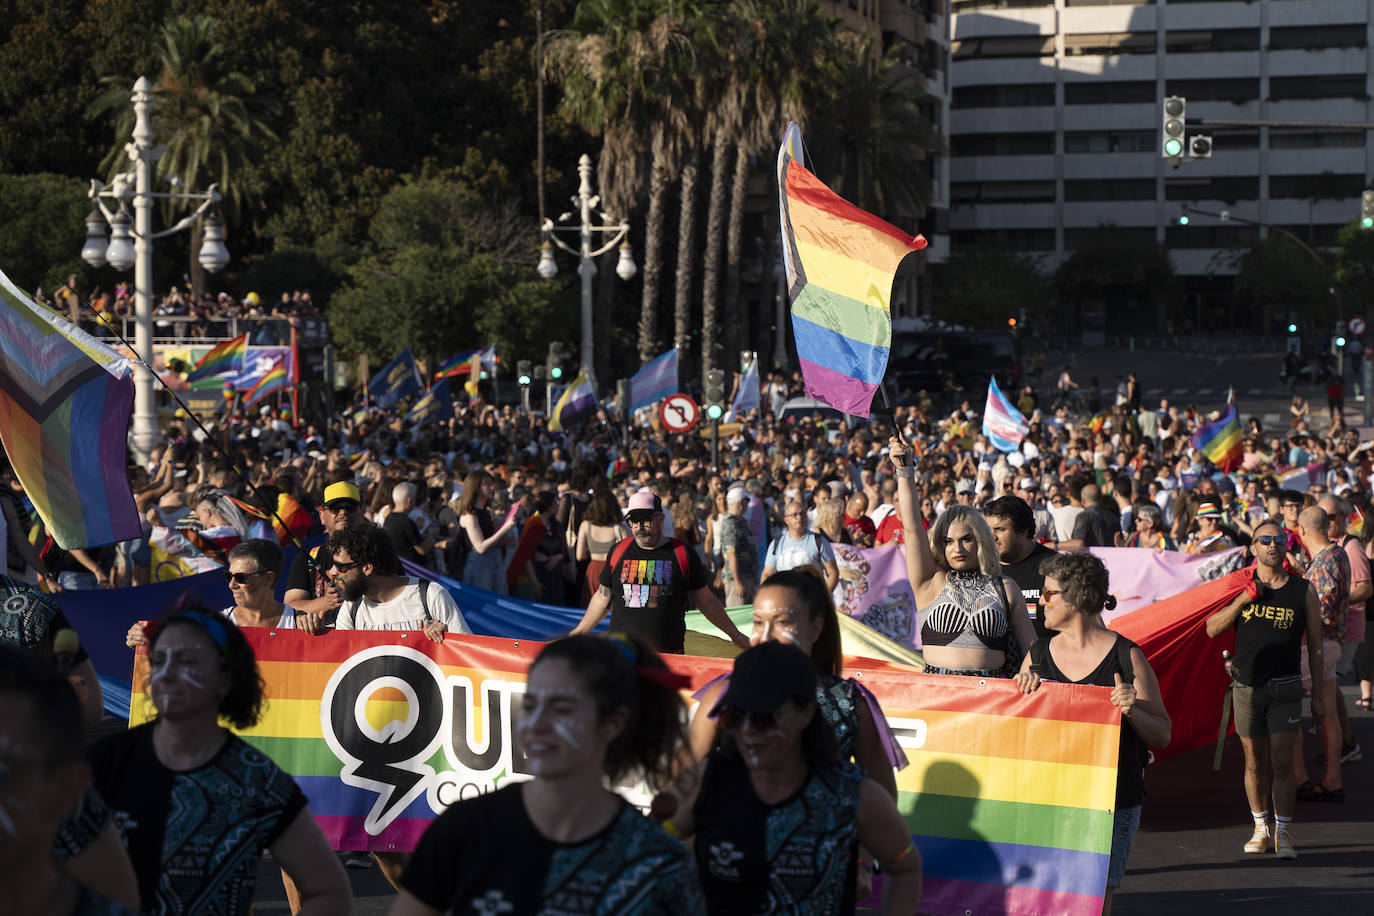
[1161,96,1186,160]
[1288,322,1299,334]
[704,369,726,421]
[1177,204,1190,228]
[1361,190,1374,230]
[546,341,570,380]
[1336,335,1348,347]
[517,360,533,386]
[1189,135,1212,159]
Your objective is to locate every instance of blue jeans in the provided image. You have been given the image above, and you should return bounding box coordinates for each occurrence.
[1107,805,1142,888]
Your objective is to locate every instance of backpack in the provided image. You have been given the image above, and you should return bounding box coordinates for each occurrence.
[769,532,825,567]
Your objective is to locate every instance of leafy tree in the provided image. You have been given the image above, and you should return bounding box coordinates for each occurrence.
[930,243,1050,329]
[0,173,95,294]
[1233,234,1334,328]
[1335,221,1374,320]
[327,176,570,365]
[1057,228,1175,323]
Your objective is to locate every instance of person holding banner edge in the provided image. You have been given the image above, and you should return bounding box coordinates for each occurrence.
[888,434,1036,677]
[389,633,705,915]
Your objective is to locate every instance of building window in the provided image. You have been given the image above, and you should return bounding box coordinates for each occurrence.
[952,35,1055,59]
[951,0,1053,11]
[1269,25,1367,50]
[1165,78,1260,103]
[1063,0,1154,7]
[1164,177,1260,202]
[1269,76,1368,101]
[952,228,1056,250]
[951,180,1056,203]
[1165,29,1260,53]
[1063,32,1156,56]
[1064,179,1156,201]
[1165,225,1260,248]
[1268,173,1366,199]
[951,133,1055,156]
[1269,130,1365,150]
[1209,130,1261,150]
[952,83,1055,108]
[1064,81,1155,104]
[1064,130,1156,153]
[1065,226,1157,248]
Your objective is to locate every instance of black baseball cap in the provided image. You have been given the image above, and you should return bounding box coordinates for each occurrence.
[711,642,818,715]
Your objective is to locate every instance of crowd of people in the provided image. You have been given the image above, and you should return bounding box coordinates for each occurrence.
[1,342,1371,915]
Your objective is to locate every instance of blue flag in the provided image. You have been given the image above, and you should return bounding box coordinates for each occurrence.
[726,361,760,422]
[629,347,678,411]
[982,375,1029,452]
[406,378,453,425]
[368,348,422,408]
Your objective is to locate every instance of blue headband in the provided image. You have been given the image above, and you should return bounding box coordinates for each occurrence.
[170,610,232,660]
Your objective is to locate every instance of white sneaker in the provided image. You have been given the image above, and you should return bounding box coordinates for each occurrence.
[1243,823,1272,854]
[1274,826,1297,860]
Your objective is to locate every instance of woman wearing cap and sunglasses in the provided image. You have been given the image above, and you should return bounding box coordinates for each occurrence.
[388,634,705,915]
[91,605,350,915]
[662,642,921,915]
[888,435,1037,677]
[124,539,301,647]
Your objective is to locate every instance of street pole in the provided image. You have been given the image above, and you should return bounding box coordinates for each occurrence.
[130,77,158,461]
[578,156,597,393]
[711,418,720,471]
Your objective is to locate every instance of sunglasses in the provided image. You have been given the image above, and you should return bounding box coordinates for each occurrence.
[1253,535,1285,546]
[718,705,792,733]
[330,559,366,572]
[323,501,360,513]
[224,570,265,585]
[1041,587,1061,603]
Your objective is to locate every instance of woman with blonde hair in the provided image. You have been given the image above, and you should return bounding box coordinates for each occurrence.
[889,437,1036,677]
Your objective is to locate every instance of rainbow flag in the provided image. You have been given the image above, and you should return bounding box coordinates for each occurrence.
[1190,397,1243,472]
[0,268,140,548]
[777,122,926,416]
[243,359,289,408]
[434,348,482,379]
[186,333,247,382]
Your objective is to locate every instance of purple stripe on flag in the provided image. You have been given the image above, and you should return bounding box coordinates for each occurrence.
[797,356,878,417]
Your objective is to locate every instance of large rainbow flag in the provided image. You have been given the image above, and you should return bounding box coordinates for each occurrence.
[777,122,926,416]
[434,348,482,379]
[186,333,247,382]
[0,268,139,548]
[128,630,1117,913]
[1190,395,1243,471]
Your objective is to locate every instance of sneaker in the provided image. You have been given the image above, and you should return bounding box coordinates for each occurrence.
[1243,824,1273,854]
[1341,742,1362,763]
[1274,827,1297,860]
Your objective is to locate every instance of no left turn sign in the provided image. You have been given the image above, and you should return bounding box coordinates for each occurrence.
[659,394,700,432]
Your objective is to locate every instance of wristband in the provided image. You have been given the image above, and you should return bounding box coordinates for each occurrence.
[894,467,915,480]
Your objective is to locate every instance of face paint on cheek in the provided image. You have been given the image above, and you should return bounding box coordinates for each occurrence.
[552,721,583,749]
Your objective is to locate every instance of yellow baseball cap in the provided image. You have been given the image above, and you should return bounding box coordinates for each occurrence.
[323,481,362,508]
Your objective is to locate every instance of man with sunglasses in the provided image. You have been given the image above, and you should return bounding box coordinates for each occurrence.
[284,480,367,627]
[1206,519,1326,859]
[571,492,749,654]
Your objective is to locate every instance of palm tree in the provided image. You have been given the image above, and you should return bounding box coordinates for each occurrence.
[90,14,278,292]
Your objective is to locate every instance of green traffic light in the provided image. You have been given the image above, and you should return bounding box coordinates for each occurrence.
[1287,323,1298,333]
[1163,138,1183,157]
[518,375,531,385]
[1363,216,1374,230]
[550,366,563,380]
[1337,336,1347,347]
[1177,215,1189,227]
[706,404,723,420]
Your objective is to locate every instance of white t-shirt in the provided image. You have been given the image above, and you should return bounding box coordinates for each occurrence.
[220,603,299,629]
[335,577,471,633]
[1049,505,1083,541]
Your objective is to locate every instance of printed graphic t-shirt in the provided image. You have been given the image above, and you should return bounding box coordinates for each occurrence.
[601,539,708,654]
[401,783,705,915]
[88,724,307,916]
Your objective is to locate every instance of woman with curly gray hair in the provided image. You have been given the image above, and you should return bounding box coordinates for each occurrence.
[889,436,1036,676]
[1013,551,1171,915]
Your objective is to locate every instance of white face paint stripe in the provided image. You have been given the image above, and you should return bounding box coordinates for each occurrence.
[551,721,582,749]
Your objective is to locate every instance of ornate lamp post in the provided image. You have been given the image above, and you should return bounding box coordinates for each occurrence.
[81,76,230,461]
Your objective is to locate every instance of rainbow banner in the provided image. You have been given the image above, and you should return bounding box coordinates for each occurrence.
[0,267,139,548]
[186,333,247,382]
[434,348,482,379]
[1190,397,1243,472]
[243,359,289,407]
[129,631,1117,913]
[777,122,926,416]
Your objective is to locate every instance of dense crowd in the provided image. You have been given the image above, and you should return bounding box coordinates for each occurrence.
[2,348,1370,915]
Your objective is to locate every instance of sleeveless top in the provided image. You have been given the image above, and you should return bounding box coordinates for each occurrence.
[1030,634,1149,808]
[920,570,1010,651]
[586,524,622,557]
[817,675,862,761]
[693,753,862,915]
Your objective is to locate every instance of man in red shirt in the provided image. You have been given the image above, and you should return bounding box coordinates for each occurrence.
[843,493,877,547]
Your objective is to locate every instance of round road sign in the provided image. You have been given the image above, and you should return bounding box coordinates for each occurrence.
[659,394,700,433]
[1349,317,1366,336]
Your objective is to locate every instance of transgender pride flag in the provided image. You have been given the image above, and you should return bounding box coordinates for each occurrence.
[628,347,678,412]
[983,375,1028,452]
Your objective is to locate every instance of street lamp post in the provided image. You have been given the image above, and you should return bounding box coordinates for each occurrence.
[81,76,230,463]
[536,154,636,394]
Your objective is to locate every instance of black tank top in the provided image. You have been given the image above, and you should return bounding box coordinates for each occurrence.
[1030,634,1149,808]
[1231,573,1308,687]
